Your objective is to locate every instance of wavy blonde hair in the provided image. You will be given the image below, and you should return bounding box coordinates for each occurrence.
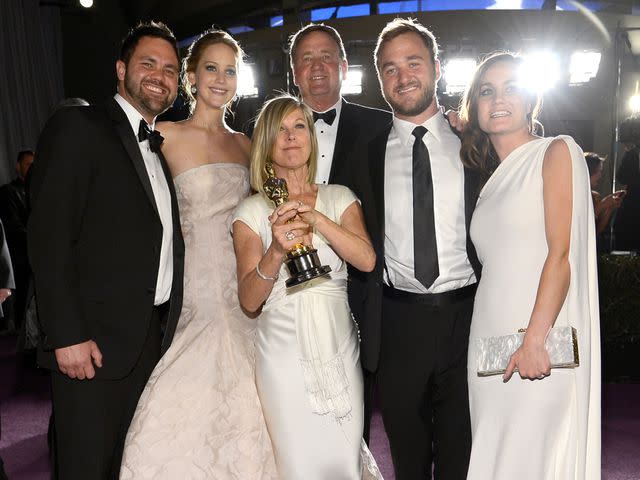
[459,52,541,182]
[249,94,318,195]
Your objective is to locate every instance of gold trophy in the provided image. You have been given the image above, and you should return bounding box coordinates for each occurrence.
[263,163,331,288]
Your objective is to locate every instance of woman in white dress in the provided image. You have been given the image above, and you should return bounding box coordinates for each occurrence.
[459,53,600,479]
[232,94,383,479]
[120,30,276,479]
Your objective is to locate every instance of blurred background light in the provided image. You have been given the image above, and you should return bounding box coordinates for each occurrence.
[519,51,561,92]
[444,58,477,94]
[569,51,601,85]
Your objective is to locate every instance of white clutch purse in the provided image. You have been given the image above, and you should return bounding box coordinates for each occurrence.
[476,326,579,377]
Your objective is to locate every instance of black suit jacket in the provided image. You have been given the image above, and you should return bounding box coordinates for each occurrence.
[28,98,185,379]
[348,119,482,373]
[327,99,392,186]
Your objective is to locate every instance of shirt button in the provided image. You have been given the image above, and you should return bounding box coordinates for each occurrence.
[320,130,324,134]
[321,155,325,158]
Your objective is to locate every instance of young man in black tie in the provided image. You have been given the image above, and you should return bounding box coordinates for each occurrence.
[28,22,185,479]
[350,18,482,479]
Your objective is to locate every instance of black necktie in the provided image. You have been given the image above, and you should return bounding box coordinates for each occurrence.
[412,126,439,289]
[312,109,337,126]
[137,119,164,154]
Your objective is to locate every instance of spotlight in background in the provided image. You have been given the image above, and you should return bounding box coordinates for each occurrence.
[569,51,601,85]
[237,65,258,98]
[519,51,560,93]
[79,0,93,7]
[444,58,477,94]
[342,67,363,96]
[629,82,640,114]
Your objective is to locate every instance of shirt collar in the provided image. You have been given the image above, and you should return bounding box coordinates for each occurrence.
[312,98,343,118]
[392,111,447,147]
[114,93,156,134]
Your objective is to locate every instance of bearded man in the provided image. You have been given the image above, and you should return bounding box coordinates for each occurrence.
[28,21,185,479]
[349,18,482,479]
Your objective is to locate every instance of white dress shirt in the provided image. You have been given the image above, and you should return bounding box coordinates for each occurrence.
[313,99,342,184]
[115,94,174,305]
[384,113,476,294]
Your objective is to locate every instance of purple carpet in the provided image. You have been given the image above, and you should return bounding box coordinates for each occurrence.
[1,334,638,479]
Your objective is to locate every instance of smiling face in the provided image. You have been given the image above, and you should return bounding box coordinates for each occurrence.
[476,60,532,138]
[292,31,347,111]
[116,35,179,122]
[188,42,238,110]
[377,32,440,123]
[271,108,312,173]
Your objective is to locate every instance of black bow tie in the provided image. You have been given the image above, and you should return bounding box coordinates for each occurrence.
[137,119,164,153]
[312,109,337,126]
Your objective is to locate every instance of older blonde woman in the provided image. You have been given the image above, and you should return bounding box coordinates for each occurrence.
[232,94,382,479]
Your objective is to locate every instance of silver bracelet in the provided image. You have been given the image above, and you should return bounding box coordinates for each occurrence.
[256,262,278,281]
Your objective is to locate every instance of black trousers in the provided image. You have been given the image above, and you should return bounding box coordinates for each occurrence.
[50,304,164,480]
[378,287,474,480]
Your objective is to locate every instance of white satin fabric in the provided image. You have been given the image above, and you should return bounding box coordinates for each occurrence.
[120,164,276,479]
[233,184,384,480]
[467,136,601,480]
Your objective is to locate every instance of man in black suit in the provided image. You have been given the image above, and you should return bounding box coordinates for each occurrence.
[350,19,481,479]
[28,21,184,479]
[289,24,391,440]
[289,23,392,186]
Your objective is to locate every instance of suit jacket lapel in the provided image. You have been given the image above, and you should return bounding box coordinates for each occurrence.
[369,124,393,243]
[328,99,356,183]
[105,98,160,220]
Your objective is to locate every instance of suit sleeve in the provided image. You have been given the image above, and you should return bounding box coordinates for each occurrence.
[28,108,95,349]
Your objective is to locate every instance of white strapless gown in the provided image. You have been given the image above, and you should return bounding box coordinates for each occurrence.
[120,163,277,479]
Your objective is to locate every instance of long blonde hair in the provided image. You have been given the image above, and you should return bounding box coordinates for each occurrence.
[459,52,541,182]
[249,94,318,195]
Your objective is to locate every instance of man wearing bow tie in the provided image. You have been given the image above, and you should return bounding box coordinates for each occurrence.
[28,21,184,479]
[289,24,392,186]
[289,23,392,442]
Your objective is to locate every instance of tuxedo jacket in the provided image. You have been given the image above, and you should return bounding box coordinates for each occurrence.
[347,119,482,373]
[326,99,392,186]
[28,98,185,379]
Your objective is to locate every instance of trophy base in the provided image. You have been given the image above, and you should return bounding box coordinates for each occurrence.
[284,245,332,288]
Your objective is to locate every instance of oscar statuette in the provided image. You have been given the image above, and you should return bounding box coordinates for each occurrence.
[263,162,331,288]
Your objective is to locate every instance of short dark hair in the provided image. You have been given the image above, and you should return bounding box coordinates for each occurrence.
[289,23,346,67]
[584,152,604,176]
[374,18,439,69]
[17,150,34,164]
[119,21,179,66]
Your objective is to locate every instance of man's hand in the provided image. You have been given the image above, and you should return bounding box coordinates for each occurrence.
[55,340,103,380]
[0,288,11,303]
[445,109,465,133]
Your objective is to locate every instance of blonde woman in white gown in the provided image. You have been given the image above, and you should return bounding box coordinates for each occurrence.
[120,30,276,479]
[459,53,600,480]
[232,94,384,479]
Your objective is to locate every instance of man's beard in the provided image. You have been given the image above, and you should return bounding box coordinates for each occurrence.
[124,75,174,118]
[387,81,435,118]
